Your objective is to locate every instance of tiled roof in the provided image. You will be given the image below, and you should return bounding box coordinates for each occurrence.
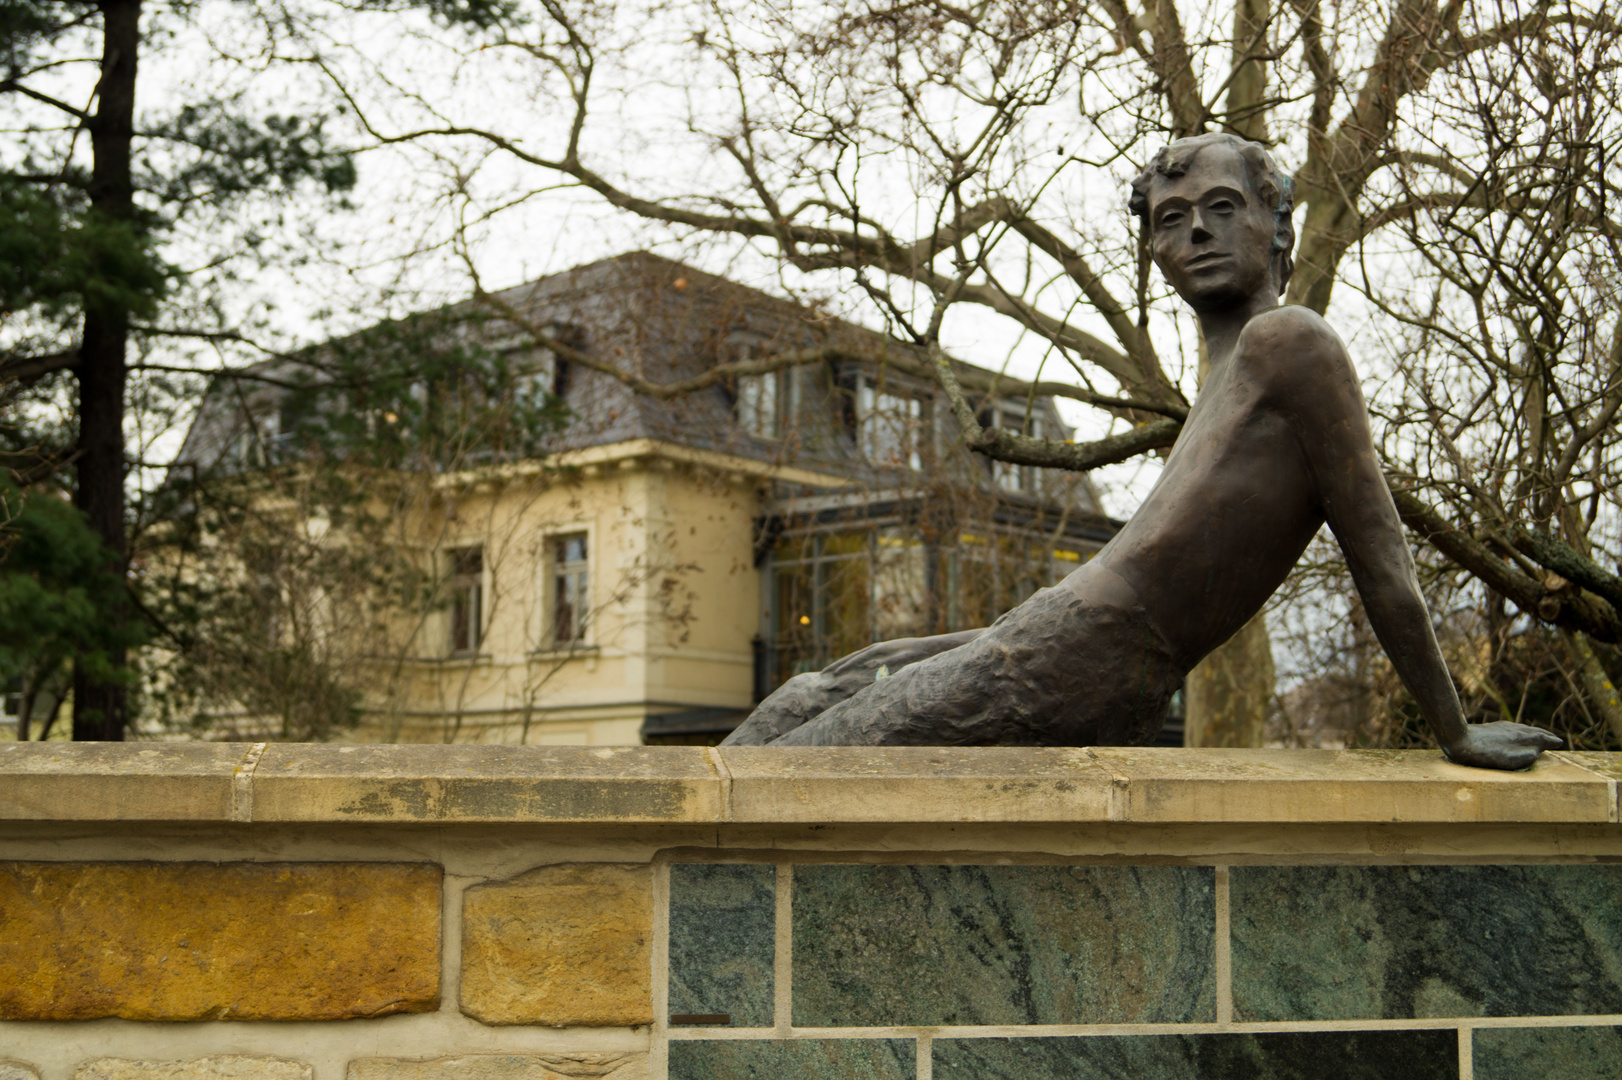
[178,251,1107,519]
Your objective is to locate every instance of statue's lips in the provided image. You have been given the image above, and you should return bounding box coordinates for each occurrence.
[1185,253,1230,269]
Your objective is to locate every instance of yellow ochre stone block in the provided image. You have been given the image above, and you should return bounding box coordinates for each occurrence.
[2,1061,40,1080]
[460,863,653,1027]
[76,1060,310,1080]
[0,862,441,1021]
[349,1054,646,1080]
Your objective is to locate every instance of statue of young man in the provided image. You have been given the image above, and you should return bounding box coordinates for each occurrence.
[724,133,1562,771]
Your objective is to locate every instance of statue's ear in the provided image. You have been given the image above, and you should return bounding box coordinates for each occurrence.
[1272,214,1296,296]
[1271,240,1297,295]
[1273,247,1294,296]
[1270,175,1297,296]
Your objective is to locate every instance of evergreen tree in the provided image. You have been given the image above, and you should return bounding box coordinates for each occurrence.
[0,478,142,739]
[1,0,359,737]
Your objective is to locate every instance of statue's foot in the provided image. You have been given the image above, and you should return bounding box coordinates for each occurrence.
[1442,721,1565,770]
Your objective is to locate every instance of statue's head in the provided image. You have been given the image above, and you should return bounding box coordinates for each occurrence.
[1128,134,1295,308]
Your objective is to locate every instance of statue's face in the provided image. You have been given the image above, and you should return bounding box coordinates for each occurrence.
[1146,146,1278,310]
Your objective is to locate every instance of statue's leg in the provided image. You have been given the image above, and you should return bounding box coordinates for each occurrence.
[720,630,984,745]
[770,569,1180,747]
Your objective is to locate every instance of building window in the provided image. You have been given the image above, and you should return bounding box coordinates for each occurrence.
[730,335,797,440]
[449,546,484,654]
[552,532,589,646]
[857,375,926,469]
[765,523,1095,695]
[513,350,558,414]
[736,371,781,438]
[988,400,1044,493]
[1051,545,1085,583]
[770,532,872,683]
[225,406,283,468]
[512,327,574,410]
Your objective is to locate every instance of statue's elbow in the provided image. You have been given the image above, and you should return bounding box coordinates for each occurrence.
[1359,569,1427,622]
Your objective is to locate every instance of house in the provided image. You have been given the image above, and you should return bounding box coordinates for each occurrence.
[172,253,1121,745]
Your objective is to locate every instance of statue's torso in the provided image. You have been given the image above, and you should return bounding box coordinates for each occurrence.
[1082,310,1332,670]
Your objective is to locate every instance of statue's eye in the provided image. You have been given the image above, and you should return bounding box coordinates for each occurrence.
[1158,211,1183,228]
[1209,199,1235,214]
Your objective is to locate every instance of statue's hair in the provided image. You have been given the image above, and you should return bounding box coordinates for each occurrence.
[1127,133,1296,294]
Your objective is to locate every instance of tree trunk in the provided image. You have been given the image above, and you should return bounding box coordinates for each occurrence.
[1561,629,1622,747]
[1184,611,1276,748]
[1181,328,1276,749]
[1284,189,1358,317]
[72,0,141,741]
[1224,0,1270,143]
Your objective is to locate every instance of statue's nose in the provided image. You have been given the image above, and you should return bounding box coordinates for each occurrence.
[1190,207,1212,241]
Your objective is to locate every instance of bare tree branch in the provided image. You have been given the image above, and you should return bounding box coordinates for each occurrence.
[0,78,91,121]
[0,349,79,384]
[1391,484,1622,643]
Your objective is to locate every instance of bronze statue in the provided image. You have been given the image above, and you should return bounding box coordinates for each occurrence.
[724,133,1562,771]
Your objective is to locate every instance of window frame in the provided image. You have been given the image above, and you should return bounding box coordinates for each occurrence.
[537,522,595,652]
[987,398,1047,494]
[854,370,930,470]
[446,544,487,657]
[729,333,800,441]
[736,369,784,439]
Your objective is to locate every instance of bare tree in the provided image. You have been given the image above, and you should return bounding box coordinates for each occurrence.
[290,0,1619,743]
[1343,7,1622,741]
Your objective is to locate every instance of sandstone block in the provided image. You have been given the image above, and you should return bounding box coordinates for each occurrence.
[0,742,246,821]
[0,861,440,1021]
[76,1058,309,1080]
[2,1060,41,1080]
[250,744,721,823]
[461,863,653,1026]
[348,1054,645,1080]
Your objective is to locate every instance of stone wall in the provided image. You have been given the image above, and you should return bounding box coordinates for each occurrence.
[3,742,1622,1079]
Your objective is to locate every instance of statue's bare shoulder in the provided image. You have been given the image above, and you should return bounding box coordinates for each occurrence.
[1235,305,1355,393]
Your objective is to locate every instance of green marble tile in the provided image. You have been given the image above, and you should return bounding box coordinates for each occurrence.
[668,1039,913,1080]
[1475,1026,1622,1080]
[669,863,775,1027]
[933,1030,1458,1079]
[1231,864,1622,1021]
[792,864,1214,1027]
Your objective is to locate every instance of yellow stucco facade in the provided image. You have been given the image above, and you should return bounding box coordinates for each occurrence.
[350,438,850,746]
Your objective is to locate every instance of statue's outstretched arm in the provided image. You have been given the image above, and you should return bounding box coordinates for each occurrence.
[1263,309,1562,770]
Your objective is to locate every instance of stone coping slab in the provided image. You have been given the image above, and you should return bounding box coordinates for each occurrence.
[0,743,1615,826]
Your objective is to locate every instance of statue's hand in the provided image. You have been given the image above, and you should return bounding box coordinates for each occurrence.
[1443,721,1565,770]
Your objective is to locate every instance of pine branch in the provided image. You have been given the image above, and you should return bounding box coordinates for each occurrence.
[0,349,79,384]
